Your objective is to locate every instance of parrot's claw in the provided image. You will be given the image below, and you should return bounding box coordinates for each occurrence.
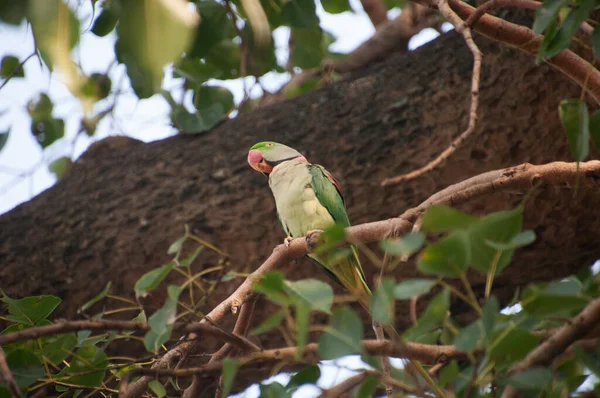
[284,237,294,247]
[305,230,322,251]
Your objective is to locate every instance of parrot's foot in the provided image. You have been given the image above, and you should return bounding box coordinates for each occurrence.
[284,237,294,248]
[305,230,322,251]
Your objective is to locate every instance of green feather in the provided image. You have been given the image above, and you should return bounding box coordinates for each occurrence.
[308,165,371,299]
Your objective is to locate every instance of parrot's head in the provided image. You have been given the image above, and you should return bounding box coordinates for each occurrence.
[247,141,307,175]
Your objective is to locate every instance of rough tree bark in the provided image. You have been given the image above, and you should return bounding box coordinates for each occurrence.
[1,24,599,393]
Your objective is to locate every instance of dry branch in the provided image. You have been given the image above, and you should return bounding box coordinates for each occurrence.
[502,297,600,398]
[119,339,465,396]
[360,0,389,27]
[0,320,259,353]
[382,0,482,186]
[122,160,600,397]
[0,347,21,398]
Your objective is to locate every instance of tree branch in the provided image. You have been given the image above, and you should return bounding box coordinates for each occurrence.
[445,0,600,103]
[360,0,389,27]
[0,320,259,353]
[119,339,465,396]
[501,297,600,398]
[122,159,600,397]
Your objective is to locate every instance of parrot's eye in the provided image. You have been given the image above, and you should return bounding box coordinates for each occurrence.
[266,143,274,148]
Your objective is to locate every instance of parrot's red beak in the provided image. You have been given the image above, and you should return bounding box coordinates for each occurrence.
[248,149,273,174]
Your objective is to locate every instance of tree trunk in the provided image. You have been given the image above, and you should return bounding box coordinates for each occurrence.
[1,26,599,392]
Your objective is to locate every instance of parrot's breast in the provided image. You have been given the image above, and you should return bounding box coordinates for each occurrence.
[269,159,334,238]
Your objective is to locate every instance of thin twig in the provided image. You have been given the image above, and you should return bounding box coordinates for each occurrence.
[382,0,482,186]
[0,51,36,92]
[0,346,21,398]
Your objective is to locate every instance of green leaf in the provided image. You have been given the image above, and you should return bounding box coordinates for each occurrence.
[193,85,235,114]
[317,306,363,359]
[168,235,186,255]
[418,230,470,277]
[573,344,600,376]
[203,40,241,80]
[42,333,77,364]
[454,321,482,352]
[5,349,44,389]
[116,0,199,98]
[148,380,166,398]
[438,360,459,388]
[0,1,27,25]
[28,0,80,69]
[421,205,477,233]
[294,302,310,358]
[281,0,319,28]
[287,365,320,390]
[482,296,498,338]
[394,279,436,300]
[321,0,351,13]
[0,130,9,152]
[1,294,61,325]
[533,0,569,34]
[1,55,24,78]
[259,382,291,398]
[285,279,333,313]
[290,27,332,69]
[545,277,582,295]
[468,207,522,273]
[522,294,588,316]
[356,376,379,398]
[484,230,536,251]
[589,109,600,149]
[489,327,538,368]
[253,271,292,305]
[81,73,112,101]
[179,246,203,267]
[250,310,284,336]
[222,358,240,397]
[560,99,590,162]
[31,117,65,148]
[498,367,552,390]
[144,285,182,352]
[380,232,425,256]
[403,289,450,343]
[242,25,278,76]
[540,0,595,58]
[91,3,120,37]
[189,1,231,58]
[134,262,175,298]
[58,345,108,387]
[371,278,395,324]
[79,282,112,313]
[593,25,600,59]
[49,156,73,180]
[175,58,223,86]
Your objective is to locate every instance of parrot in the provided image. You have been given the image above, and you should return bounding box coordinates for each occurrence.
[247,141,372,309]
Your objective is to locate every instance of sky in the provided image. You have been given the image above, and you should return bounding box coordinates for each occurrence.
[0,1,445,397]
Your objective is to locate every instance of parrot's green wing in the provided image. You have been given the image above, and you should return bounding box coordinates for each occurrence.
[308,165,371,300]
[308,165,351,227]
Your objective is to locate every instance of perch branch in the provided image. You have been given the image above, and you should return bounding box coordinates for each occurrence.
[501,297,600,398]
[122,160,600,397]
[382,0,482,186]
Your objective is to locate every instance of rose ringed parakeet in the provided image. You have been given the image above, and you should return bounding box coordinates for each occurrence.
[247,141,372,308]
